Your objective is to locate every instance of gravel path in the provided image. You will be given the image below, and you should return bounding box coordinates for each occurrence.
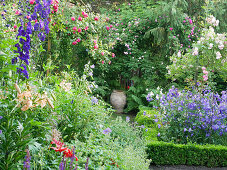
[149,165,227,170]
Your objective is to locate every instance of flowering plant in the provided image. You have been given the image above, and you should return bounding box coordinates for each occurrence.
[167,15,226,89]
[151,86,227,145]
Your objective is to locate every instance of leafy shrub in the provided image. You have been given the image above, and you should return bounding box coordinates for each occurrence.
[147,140,227,167]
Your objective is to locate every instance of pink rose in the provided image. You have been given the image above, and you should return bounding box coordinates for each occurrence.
[78,28,82,33]
[15,10,20,15]
[110,25,113,28]
[169,27,173,31]
[29,0,35,5]
[112,53,115,58]
[72,41,77,45]
[78,16,82,21]
[94,40,97,44]
[101,52,104,56]
[94,16,99,21]
[73,26,77,31]
[203,70,208,75]
[71,17,75,21]
[13,25,17,29]
[76,38,81,42]
[82,11,88,18]
[202,67,206,71]
[85,26,89,31]
[106,26,110,30]
[94,44,98,49]
[102,61,104,64]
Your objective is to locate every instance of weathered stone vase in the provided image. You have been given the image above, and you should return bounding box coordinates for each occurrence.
[110,90,126,114]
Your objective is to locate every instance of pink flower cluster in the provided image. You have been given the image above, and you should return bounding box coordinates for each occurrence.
[72,38,81,45]
[51,0,59,13]
[202,67,208,81]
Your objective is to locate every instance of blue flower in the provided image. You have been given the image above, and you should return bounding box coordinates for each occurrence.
[103,128,112,134]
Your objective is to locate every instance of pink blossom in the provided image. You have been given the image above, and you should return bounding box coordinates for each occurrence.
[106,17,110,22]
[13,25,17,29]
[72,41,77,45]
[82,11,88,18]
[101,52,104,56]
[73,26,77,31]
[71,17,75,21]
[76,38,81,42]
[189,19,193,24]
[94,40,97,44]
[29,0,35,5]
[112,53,115,58]
[108,61,111,64]
[203,75,208,81]
[78,28,82,33]
[106,26,110,30]
[202,67,206,71]
[78,16,82,21]
[73,32,75,34]
[110,25,113,28]
[169,27,173,31]
[94,16,99,21]
[203,70,208,75]
[26,15,30,19]
[102,61,104,64]
[183,20,186,23]
[84,26,89,31]
[15,10,20,15]
[94,44,98,49]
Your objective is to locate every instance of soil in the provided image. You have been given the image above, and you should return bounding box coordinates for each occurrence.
[149,165,227,170]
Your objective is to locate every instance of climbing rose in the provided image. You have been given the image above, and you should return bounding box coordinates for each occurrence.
[78,28,82,33]
[73,26,77,31]
[106,26,110,30]
[94,44,98,49]
[94,16,99,21]
[71,17,75,21]
[78,16,82,21]
[101,52,104,56]
[169,27,173,31]
[29,0,35,5]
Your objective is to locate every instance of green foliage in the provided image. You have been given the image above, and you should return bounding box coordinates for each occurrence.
[146,140,227,167]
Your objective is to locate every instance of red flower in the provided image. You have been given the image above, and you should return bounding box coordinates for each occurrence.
[50,139,78,161]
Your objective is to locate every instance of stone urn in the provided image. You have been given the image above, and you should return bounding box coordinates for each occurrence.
[110,90,126,114]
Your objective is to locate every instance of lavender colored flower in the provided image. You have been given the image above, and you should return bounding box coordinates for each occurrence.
[23,149,31,170]
[158,124,161,128]
[103,128,112,134]
[140,125,145,128]
[143,111,146,116]
[184,128,187,132]
[85,157,89,170]
[157,133,160,137]
[126,116,130,122]
[91,97,98,105]
[0,116,2,119]
[0,130,2,134]
[154,119,158,122]
[90,64,95,68]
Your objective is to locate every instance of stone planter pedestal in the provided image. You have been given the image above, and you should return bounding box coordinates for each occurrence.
[110,90,126,114]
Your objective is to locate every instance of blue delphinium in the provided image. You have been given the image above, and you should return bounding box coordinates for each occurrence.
[12,0,52,79]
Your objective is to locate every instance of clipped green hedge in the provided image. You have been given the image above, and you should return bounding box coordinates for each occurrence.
[147,140,227,167]
[136,106,227,167]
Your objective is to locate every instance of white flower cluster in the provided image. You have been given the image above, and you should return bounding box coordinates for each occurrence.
[206,15,219,27]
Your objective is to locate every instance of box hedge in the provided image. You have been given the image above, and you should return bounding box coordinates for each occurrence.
[146,140,227,167]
